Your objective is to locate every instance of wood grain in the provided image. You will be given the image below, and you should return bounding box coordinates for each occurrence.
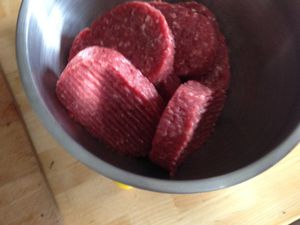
[0,67,63,225]
[1,0,300,225]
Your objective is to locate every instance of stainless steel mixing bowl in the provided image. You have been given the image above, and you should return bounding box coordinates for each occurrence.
[16,0,300,193]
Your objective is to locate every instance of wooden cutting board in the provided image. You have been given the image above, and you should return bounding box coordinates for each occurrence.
[0,67,63,225]
[2,0,300,225]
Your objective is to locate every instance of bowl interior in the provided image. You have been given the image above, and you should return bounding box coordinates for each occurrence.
[19,0,300,181]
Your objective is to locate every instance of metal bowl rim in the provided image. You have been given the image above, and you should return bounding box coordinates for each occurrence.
[16,0,300,193]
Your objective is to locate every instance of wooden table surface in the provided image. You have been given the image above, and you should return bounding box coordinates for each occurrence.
[0,67,63,224]
[1,0,300,225]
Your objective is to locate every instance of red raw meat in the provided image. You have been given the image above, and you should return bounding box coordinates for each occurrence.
[57,47,164,157]
[156,73,181,102]
[69,1,175,85]
[195,35,231,131]
[68,28,95,61]
[183,1,230,128]
[199,34,230,92]
[180,1,218,29]
[150,80,223,175]
[150,1,218,77]
[180,1,230,90]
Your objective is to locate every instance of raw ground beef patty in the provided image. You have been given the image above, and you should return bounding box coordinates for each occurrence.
[68,28,93,61]
[150,1,218,77]
[150,80,225,175]
[57,47,164,157]
[181,1,230,91]
[69,1,175,85]
[151,30,231,174]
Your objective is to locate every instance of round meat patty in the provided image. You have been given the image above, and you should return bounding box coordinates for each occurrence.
[57,47,164,157]
[150,80,223,175]
[180,1,230,89]
[150,2,218,77]
[184,1,230,122]
[68,27,95,61]
[87,1,175,84]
